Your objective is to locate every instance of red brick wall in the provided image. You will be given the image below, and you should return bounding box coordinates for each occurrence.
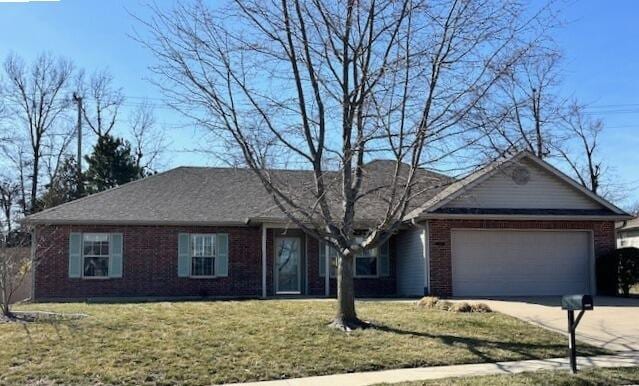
[428,219,616,297]
[34,224,262,300]
[306,237,397,297]
[34,224,397,300]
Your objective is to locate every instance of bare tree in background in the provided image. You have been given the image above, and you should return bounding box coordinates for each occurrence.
[0,237,30,318]
[129,101,165,173]
[0,177,19,234]
[473,47,563,159]
[141,0,554,329]
[554,102,604,195]
[79,69,124,139]
[2,53,75,213]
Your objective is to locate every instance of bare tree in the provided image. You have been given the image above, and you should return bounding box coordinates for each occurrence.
[129,101,165,173]
[0,176,19,234]
[0,230,31,318]
[2,53,75,213]
[140,0,554,329]
[78,69,124,139]
[555,102,603,195]
[473,47,563,159]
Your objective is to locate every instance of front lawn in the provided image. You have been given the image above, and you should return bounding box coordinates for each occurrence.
[1,300,606,385]
[387,366,639,385]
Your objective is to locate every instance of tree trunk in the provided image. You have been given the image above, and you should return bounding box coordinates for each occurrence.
[0,282,11,319]
[330,253,368,331]
[30,153,39,214]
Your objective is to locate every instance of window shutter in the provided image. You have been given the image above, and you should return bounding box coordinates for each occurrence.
[379,241,390,277]
[109,233,123,278]
[68,233,82,278]
[215,233,229,277]
[178,233,191,277]
[319,241,326,277]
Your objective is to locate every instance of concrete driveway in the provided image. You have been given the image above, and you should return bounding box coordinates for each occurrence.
[457,297,639,352]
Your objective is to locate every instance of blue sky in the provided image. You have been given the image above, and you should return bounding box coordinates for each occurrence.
[0,0,637,208]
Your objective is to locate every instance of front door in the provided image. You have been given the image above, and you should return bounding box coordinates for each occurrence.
[275,237,301,294]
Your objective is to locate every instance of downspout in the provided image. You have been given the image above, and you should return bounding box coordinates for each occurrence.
[261,224,267,298]
[411,218,430,295]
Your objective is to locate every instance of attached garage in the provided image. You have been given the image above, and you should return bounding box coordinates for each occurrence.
[451,229,593,297]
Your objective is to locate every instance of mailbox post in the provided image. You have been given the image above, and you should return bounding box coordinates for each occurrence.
[561,294,594,373]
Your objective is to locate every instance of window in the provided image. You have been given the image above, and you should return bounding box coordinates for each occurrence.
[355,247,378,277]
[83,233,110,277]
[191,234,216,276]
[320,239,389,278]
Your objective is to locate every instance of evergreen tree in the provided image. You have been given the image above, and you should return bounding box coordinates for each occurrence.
[37,157,82,210]
[84,134,145,194]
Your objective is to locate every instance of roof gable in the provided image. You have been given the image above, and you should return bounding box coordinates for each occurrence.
[407,151,629,219]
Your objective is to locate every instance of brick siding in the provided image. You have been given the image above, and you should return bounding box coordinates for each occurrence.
[33,224,396,300]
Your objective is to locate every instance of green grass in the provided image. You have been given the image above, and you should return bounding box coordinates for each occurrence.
[387,366,639,385]
[1,300,607,385]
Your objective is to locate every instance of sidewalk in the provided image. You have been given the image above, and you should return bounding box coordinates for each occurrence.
[229,352,639,386]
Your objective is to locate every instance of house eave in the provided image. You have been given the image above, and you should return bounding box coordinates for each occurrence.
[23,219,251,227]
[414,213,634,222]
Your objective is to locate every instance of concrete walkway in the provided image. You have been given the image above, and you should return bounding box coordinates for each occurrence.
[230,352,639,386]
[458,297,639,352]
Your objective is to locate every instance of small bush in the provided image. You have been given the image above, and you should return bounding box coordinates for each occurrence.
[618,248,639,296]
[470,303,492,313]
[435,300,453,311]
[597,248,639,297]
[449,302,472,313]
[417,296,439,309]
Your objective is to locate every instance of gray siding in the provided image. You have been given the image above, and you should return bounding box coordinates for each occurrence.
[445,158,603,210]
[395,228,426,296]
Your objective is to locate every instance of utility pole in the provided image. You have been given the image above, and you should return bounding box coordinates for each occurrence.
[72,92,83,196]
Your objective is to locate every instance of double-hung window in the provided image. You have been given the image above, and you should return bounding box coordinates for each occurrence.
[354,245,378,277]
[83,233,110,277]
[319,238,390,278]
[191,234,216,277]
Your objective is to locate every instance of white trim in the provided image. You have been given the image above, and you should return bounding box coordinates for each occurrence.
[304,233,309,295]
[189,233,220,278]
[419,213,631,221]
[81,232,111,279]
[261,224,267,298]
[450,227,596,295]
[274,236,302,295]
[424,222,430,295]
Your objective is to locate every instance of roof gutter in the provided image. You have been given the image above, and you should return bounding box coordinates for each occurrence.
[22,219,250,227]
[415,213,635,222]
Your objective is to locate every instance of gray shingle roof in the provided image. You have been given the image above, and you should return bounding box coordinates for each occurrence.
[25,161,451,225]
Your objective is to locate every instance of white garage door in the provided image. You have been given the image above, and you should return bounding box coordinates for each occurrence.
[451,230,592,297]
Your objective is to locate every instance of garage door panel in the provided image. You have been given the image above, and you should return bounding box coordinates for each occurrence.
[452,230,591,296]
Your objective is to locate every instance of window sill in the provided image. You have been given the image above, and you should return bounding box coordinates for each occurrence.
[188,275,220,279]
[80,276,114,280]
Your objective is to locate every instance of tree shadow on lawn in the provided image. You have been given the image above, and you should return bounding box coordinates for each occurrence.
[369,322,606,364]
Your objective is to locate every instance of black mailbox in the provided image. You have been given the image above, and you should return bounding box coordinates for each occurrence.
[561,294,594,311]
[561,294,594,373]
